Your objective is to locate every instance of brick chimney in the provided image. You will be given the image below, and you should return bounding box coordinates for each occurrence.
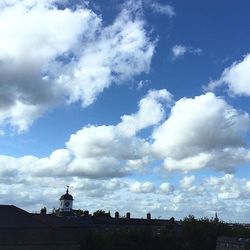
[147,213,151,220]
[115,211,119,219]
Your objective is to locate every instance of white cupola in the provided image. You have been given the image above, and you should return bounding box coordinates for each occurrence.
[59,186,73,213]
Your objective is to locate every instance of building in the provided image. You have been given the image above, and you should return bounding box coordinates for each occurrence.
[0,189,178,249]
[0,204,80,250]
[216,237,250,250]
[59,186,74,215]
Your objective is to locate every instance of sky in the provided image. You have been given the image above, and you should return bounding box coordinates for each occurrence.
[1,0,250,222]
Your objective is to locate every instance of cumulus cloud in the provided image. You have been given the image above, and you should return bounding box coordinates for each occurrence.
[130,181,155,193]
[0,89,170,179]
[1,89,250,220]
[56,3,155,107]
[117,89,172,136]
[66,89,170,177]
[1,90,250,180]
[203,174,249,200]
[71,177,124,197]
[153,92,250,171]
[171,45,202,60]
[1,154,250,222]
[0,0,89,132]
[180,175,195,190]
[160,182,174,194]
[0,0,155,133]
[206,54,250,96]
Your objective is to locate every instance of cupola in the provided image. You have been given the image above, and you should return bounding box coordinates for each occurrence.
[59,186,73,213]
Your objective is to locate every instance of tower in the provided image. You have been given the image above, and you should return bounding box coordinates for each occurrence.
[59,186,73,214]
[214,212,219,223]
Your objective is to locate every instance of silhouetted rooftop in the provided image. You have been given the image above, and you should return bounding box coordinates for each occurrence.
[0,205,49,228]
[59,189,73,201]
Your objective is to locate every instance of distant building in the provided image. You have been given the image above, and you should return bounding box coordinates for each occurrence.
[216,237,250,250]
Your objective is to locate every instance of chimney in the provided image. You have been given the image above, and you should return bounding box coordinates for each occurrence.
[147,213,151,220]
[40,207,47,215]
[126,212,130,219]
[115,211,119,219]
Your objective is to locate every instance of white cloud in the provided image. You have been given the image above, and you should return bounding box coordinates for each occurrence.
[1,88,250,220]
[66,89,170,178]
[172,45,187,58]
[148,2,175,17]
[172,194,184,204]
[0,101,47,133]
[137,80,150,90]
[153,92,250,171]
[1,154,250,222]
[56,124,150,178]
[206,54,250,96]
[71,177,124,197]
[117,89,172,136]
[1,90,250,181]
[130,181,155,193]
[204,174,246,200]
[31,149,72,176]
[0,1,91,132]
[0,0,155,133]
[180,175,195,189]
[164,153,212,172]
[68,156,131,178]
[0,89,169,179]
[160,182,174,194]
[171,45,202,59]
[56,4,155,107]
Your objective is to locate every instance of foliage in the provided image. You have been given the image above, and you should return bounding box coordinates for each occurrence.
[93,210,111,218]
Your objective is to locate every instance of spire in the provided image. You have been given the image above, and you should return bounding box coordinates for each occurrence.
[214,212,219,223]
[59,186,73,201]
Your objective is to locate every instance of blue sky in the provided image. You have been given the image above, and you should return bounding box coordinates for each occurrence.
[1,0,250,222]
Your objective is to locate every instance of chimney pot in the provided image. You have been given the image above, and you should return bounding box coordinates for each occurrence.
[115,211,119,219]
[147,213,151,220]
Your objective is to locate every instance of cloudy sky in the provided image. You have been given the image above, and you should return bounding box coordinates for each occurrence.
[1,0,250,222]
